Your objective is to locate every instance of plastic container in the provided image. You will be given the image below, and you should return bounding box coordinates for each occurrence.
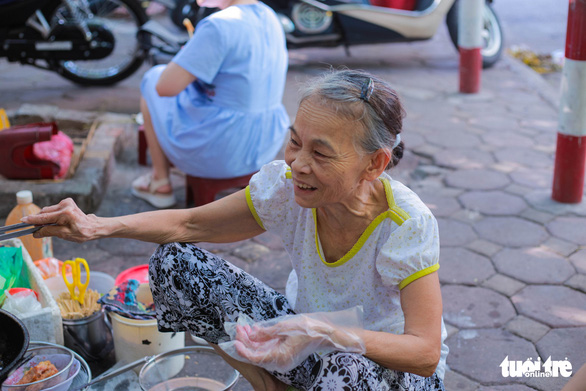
[40,359,80,391]
[2,346,74,391]
[139,346,239,391]
[109,284,184,373]
[34,258,64,280]
[29,341,92,391]
[114,264,149,286]
[5,190,52,262]
[44,271,115,298]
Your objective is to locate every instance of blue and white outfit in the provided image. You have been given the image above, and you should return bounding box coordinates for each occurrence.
[141,2,289,178]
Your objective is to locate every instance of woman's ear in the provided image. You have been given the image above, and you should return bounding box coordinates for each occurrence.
[364,148,391,181]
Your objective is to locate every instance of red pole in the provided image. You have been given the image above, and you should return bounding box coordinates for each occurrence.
[552,0,586,203]
[459,0,483,93]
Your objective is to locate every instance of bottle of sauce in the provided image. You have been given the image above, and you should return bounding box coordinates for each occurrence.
[5,190,53,261]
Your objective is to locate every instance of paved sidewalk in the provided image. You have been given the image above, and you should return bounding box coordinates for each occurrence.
[3,30,585,390]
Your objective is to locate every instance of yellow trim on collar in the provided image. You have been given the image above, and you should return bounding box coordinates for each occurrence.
[382,178,410,223]
[245,185,265,230]
[399,263,440,290]
[314,177,410,267]
[285,168,292,179]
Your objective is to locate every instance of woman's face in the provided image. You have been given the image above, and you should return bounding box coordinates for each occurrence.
[285,98,373,209]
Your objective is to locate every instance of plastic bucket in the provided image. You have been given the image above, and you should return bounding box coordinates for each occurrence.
[109,284,184,373]
[44,271,115,298]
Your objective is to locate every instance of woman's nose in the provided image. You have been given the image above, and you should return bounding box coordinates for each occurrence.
[290,151,311,174]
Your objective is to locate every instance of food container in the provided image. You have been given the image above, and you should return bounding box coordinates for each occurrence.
[2,346,74,391]
[139,346,239,391]
[44,272,116,374]
[114,264,149,286]
[109,284,183,373]
[29,341,91,391]
[44,271,115,298]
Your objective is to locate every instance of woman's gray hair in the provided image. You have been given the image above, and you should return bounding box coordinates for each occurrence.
[299,69,405,169]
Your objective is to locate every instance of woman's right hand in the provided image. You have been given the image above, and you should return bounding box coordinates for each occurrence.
[21,198,101,243]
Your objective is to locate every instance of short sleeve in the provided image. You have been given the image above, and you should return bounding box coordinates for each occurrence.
[376,212,440,290]
[172,17,229,84]
[245,161,297,234]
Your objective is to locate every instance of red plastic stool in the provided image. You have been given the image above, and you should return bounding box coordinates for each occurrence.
[185,173,255,207]
[138,125,148,166]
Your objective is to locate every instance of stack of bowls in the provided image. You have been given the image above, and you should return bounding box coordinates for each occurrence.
[1,345,80,391]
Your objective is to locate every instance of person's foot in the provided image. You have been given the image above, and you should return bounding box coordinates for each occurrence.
[131,173,176,208]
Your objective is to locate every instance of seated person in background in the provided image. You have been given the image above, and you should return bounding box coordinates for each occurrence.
[133,0,290,208]
[26,69,447,390]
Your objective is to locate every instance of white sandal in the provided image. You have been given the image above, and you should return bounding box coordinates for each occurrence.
[131,173,176,208]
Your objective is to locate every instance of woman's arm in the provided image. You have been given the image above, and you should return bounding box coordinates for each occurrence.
[23,189,265,244]
[360,272,443,377]
[155,62,197,97]
[234,271,443,377]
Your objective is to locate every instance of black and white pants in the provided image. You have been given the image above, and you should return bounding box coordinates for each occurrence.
[149,242,445,391]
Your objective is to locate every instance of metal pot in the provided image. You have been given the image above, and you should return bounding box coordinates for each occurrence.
[0,309,29,384]
[62,309,116,375]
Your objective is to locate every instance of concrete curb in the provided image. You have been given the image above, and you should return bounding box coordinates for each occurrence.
[502,52,561,111]
[0,108,134,217]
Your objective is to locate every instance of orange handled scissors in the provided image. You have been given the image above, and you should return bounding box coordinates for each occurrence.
[62,257,90,305]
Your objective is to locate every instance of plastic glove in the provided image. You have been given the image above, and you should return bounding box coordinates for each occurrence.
[219,306,366,372]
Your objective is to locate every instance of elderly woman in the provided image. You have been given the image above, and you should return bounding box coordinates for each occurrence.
[24,69,447,390]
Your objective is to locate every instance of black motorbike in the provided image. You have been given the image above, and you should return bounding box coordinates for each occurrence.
[157,0,503,68]
[0,0,149,85]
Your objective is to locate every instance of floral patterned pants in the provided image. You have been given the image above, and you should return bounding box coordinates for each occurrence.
[149,242,445,391]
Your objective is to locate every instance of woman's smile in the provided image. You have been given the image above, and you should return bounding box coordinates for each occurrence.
[293,178,317,191]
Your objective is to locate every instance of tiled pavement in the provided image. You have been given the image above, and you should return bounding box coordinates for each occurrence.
[2,27,585,391]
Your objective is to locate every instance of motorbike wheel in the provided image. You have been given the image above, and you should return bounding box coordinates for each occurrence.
[446,1,504,69]
[170,0,199,28]
[46,0,149,86]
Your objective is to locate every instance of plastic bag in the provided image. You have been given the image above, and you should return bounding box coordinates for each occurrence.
[32,130,74,179]
[2,290,42,316]
[219,306,366,372]
[0,246,23,301]
[34,257,63,279]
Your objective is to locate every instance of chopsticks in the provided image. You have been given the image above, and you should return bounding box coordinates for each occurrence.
[0,222,52,241]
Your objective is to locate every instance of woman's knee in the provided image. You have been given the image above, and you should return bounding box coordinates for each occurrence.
[150,242,194,279]
[149,242,214,278]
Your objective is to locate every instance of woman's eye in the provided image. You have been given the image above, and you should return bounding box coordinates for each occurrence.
[290,138,300,146]
[314,151,328,158]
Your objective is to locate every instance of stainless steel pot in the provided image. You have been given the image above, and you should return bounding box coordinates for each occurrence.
[62,309,115,374]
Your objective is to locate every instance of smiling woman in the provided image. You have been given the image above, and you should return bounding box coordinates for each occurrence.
[25,69,447,391]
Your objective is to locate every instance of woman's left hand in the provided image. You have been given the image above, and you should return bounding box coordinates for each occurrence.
[233,314,365,370]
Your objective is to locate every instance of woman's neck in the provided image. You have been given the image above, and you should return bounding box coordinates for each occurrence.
[317,179,387,232]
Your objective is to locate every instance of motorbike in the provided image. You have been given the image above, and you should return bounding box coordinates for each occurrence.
[154,0,503,68]
[0,0,150,85]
